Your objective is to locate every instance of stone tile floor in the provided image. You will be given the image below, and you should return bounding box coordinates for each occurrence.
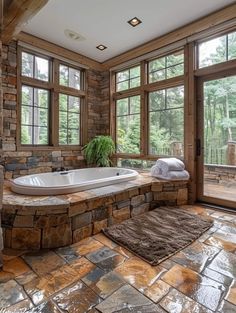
[0,204,236,313]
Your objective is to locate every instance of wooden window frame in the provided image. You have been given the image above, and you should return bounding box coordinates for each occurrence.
[148,49,184,84]
[111,51,185,161]
[58,93,81,146]
[116,95,141,155]
[115,65,141,92]
[17,46,88,150]
[148,84,185,157]
[21,85,50,146]
[196,28,236,70]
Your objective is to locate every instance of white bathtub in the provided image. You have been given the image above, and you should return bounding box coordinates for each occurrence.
[10,167,139,196]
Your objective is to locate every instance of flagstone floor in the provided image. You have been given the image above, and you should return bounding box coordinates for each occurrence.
[0,205,236,313]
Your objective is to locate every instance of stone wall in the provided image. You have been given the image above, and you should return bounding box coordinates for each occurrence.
[0,38,2,151]
[204,164,236,185]
[0,166,3,267]
[0,41,110,179]
[2,177,188,249]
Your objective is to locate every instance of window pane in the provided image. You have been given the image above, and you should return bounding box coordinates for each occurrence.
[149,70,165,83]
[21,106,33,125]
[130,77,140,88]
[130,66,140,78]
[149,57,165,72]
[117,81,129,91]
[59,65,69,86]
[59,65,81,90]
[228,31,236,60]
[149,109,184,156]
[21,86,49,145]
[68,96,80,113]
[68,67,81,89]
[149,86,184,156]
[34,89,49,108]
[149,90,165,111]
[21,125,33,144]
[68,129,80,145]
[68,113,79,129]
[34,107,48,127]
[59,129,67,145]
[166,52,184,67]
[130,96,140,114]
[167,86,184,108]
[148,51,184,83]
[59,111,67,129]
[117,115,140,154]
[116,66,141,91]
[117,70,129,83]
[34,126,48,145]
[116,96,140,154]
[117,98,128,116]
[167,64,184,79]
[59,93,80,145]
[199,36,227,68]
[59,94,68,111]
[22,86,33,106]
[22,52,34,78]
[35,56,49,81]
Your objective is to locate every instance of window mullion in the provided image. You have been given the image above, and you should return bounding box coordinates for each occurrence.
[51,59,59,146]
[140,61,148,156]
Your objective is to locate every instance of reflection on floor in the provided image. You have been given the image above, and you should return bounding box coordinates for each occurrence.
[205,182,236,201]
[0,205,236,313]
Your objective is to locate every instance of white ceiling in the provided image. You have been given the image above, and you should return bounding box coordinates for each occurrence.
[22,0,235,63]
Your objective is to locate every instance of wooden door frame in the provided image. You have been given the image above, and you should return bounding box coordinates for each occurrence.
[196,69,236,209]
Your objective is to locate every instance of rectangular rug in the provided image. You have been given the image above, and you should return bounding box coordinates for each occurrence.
[103,206,213,265]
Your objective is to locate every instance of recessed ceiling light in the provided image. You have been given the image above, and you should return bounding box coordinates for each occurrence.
[64,29,85,41]
[96,44,107,51]
[128,17,142,27]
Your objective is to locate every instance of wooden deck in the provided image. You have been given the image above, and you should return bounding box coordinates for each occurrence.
[204,181,236,202]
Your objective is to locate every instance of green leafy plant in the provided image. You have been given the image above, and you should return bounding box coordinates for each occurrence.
[82,135,115,167]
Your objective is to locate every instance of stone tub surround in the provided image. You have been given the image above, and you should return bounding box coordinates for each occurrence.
[2,173,188,250]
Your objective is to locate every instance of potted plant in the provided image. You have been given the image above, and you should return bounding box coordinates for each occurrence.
[82,135,115,167]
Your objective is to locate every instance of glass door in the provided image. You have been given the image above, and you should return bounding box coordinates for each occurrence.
[197,74,236,208]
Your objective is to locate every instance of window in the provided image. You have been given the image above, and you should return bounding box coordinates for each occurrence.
[21,86,49,145]
[148,50,184,83]
[198,31,236,68]
[19,48,85,147]
[59,94,80,145]
[116,66,140,91]
[116,95,141,154]
[149,86,184,156]
[59,64,81,90]
[22,52,49,81]
[113,51,184,159]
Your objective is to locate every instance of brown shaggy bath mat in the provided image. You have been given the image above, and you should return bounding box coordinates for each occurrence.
[103,206,213,265]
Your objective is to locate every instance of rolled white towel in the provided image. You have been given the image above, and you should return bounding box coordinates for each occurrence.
[154,170,190,181]
[156,158,185,176]
[150,165,162,177]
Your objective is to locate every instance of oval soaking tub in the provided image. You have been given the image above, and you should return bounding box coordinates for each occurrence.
[10,167,139,196]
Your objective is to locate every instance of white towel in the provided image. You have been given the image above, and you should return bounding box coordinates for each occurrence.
[156,158,185,176]
[154,170,190,181]
[150,165,161,177]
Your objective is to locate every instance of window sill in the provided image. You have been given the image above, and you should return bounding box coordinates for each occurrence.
[17,145,82,151]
